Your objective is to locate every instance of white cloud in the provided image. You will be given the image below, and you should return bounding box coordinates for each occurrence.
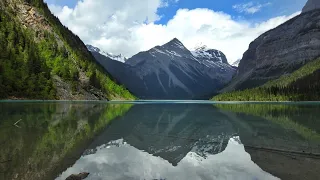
[48,0,299,64]
[233,2,272,14]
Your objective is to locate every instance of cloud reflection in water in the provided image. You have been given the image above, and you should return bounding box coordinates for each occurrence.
[57,137,279,180]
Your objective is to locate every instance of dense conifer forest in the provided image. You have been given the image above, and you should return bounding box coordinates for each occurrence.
[0,0,135,100]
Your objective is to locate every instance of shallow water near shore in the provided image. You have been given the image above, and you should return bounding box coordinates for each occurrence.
[1,101,320,180]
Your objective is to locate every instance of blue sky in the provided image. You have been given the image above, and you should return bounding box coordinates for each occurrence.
[46,0,306,24]
[158,0,306,23]
[46,0,307,63]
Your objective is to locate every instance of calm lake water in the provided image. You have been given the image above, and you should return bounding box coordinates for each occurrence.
[1,101,320,180]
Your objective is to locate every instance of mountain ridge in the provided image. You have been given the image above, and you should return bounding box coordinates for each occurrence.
[213,0,320,101]
[88,38,236,99]
[221,9,320,92]
[86,44,127,63]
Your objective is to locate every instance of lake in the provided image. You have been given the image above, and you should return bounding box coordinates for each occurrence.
[1,101,320,180]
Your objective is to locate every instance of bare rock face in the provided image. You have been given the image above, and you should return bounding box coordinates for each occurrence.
[302,0,320,13]
[224,10,320,91]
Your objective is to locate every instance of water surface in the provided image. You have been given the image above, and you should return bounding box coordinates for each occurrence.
[1,102,320,180]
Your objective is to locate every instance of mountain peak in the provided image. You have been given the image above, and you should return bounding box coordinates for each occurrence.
[191,44,229,64]
[302,0,320,13]
[165,37,183,45]
[160,38,188,51]
[193,43,209,52]
[171,37,180,42]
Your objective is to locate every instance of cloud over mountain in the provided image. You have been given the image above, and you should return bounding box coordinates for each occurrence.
[48,0,299,64]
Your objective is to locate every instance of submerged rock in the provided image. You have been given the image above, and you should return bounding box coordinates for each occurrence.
[65,172,90,180]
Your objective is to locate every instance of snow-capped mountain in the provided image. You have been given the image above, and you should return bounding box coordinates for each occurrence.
[87,38,236,99]
[86,44,127,63]
[191,45,228,64]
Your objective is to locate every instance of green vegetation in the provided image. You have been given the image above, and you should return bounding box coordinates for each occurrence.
[0,102,132,180]
[213,57,320,101]
[215,104,320,141]
[0,10,56,99]
[0,0,135,100]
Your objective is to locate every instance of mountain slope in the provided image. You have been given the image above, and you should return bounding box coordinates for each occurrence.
[0,0,135,100]
[213,57,320,101]
[222,9,320,92]
[213,0,320,101]
[302,0,320,13]
[88,39,236,99]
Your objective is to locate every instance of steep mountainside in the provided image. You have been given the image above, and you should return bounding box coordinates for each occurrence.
[302,0,320,13]
[223,9,320,92]
[213,57,320,101]
[88,39,236,99]
[0,0,135,100]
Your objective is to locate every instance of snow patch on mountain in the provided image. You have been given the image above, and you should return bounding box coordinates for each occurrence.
[191,44,227,64]
[86,45,127,63]
[166,38,187,50]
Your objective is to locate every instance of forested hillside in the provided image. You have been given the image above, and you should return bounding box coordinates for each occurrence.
[213,57,320,101]
[0,0,135,100]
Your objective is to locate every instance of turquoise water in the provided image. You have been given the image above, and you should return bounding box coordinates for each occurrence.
[1,101,320,180]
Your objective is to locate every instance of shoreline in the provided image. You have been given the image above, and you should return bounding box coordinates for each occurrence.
[1,100,320,105]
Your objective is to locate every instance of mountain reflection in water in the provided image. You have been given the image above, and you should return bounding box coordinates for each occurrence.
[55,103,320,180]
[57,137,278,180]
[1,102,320,180]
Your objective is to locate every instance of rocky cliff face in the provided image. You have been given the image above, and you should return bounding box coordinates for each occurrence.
[302,0,320,13]
[224,9,320,91]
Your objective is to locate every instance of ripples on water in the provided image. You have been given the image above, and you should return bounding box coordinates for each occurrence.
[0,101,320,180]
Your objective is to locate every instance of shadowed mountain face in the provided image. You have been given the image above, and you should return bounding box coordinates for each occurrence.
[88,39,236,99]
[223,8,320,92]
[302,0,320,13]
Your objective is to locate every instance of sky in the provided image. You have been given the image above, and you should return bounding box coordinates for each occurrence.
[44,0,307,64]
